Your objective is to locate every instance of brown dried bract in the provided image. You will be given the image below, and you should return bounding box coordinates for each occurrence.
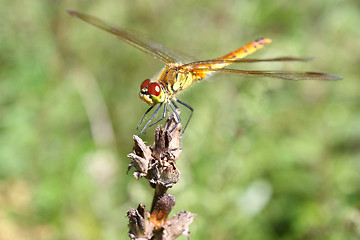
[127,204,154,240]
[127,112,182,188]
[128,203,196,240]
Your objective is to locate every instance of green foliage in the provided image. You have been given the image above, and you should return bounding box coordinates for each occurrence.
[0,0,359,239]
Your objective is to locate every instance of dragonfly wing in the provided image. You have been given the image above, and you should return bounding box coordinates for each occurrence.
[67,9,179,64]
[191,68,343,81]
[183,57,313,67]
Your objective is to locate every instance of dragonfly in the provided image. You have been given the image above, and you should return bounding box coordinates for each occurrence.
[67,9,342,136]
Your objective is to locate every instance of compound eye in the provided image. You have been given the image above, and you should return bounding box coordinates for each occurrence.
[148,82,161,96]
[140,79,150,89]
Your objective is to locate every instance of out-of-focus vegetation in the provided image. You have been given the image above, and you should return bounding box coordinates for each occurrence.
[0,0,359,239]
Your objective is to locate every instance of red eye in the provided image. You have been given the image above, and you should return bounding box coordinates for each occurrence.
[140,79,150,89]
[148,82,161,96]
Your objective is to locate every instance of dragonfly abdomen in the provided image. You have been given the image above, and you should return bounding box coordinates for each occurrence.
[185,38,273,80]
[220,38,272,60]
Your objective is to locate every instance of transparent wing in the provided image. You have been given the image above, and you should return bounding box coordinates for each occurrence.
[67,9,179,64]
[183,57,313,67]
[191,68,343,81]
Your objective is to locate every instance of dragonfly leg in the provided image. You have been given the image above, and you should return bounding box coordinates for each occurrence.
[146,102,168,133]
[138,103,163,135]
[171,100,179,109]
[169,101,181,132]
[137,105,154,131]
[175,99,193,136]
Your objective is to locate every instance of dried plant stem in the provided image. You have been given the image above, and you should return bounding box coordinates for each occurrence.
[127,112,195,240]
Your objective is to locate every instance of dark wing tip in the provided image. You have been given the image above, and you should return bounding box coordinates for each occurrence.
[301,72,343,81]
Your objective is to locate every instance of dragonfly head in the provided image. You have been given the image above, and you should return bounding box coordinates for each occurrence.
[139,79,165,105]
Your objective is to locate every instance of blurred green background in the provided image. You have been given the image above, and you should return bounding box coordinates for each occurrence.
[1,0,359,239]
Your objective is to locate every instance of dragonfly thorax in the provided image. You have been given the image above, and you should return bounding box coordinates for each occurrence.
[139,79,166,106]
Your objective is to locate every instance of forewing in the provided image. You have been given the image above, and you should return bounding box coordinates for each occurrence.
[67,9,179,64]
